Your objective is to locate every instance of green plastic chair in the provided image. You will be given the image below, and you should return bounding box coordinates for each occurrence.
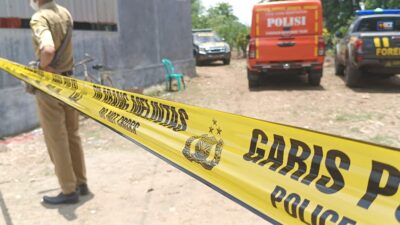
[162,58,185,91]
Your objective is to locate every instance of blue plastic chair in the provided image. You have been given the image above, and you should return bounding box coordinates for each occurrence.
[162,58,185,91]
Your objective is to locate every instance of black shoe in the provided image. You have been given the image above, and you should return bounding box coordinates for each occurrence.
[77,183,90,196]
[43,192,79,205]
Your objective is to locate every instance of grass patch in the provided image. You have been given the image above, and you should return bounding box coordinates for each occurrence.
[143,84,166,97]
[369,135,395,146]
[325,49,335,57]
[335,112,384,122]
[350,127,361,133]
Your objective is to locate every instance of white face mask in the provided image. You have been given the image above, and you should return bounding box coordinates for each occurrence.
[30,0,40,11]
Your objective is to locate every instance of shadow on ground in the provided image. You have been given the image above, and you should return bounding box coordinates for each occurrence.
[41,193,94,221]
[337,74,400,93]
[196,61,227,67]
[249,74,325,91]
[0,191,13,225]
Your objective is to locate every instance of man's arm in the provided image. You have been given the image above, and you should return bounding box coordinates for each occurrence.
[38,30,56,72]
[30,15,56,72]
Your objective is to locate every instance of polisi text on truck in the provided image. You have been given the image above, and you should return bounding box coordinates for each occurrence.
[267,16,306,28]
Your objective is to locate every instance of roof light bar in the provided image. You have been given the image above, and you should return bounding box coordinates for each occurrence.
[356,8,400,16]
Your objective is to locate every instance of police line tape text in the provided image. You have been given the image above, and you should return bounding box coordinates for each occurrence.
[271,185,356,225]
[244,129,400,222]
[99,107,140,134]
[93,85,189,132]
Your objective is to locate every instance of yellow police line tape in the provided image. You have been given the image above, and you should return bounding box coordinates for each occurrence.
[1,58,399,225]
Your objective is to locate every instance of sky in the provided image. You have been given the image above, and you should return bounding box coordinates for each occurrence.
[201,0,261,25]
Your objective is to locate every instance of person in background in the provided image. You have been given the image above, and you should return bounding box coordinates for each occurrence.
[29,0,89,204]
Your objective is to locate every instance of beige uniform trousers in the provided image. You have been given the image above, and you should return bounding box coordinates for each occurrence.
[36,91,87,194]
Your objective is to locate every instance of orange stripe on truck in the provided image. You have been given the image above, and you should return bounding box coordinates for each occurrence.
[256,8,270,12]
[256,38,259,59]
[256,14,260,36]
[303,5,318,10]
[270,7,286,12]
[315,35,319,57]
[287,6,302,11]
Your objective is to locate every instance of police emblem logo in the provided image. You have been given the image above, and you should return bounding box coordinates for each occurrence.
[182,119,224,170]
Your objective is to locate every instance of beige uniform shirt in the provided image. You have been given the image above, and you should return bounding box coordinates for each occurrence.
[30,1,73,73]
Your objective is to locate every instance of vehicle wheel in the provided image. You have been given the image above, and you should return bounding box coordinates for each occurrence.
[248,79,259,89]
[196,58,203,66]
[334,57,345,76]
[247,69,260,89]
[223,58,231,65]
[308,71,322,86]
[345,63,361,87]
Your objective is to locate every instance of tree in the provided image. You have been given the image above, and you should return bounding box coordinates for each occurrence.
[205,3,237,47]
[236,25,250,57]
[206,3,238,21]
[191,0,208,29]
[364,0,399,9]
[322,0,399,49]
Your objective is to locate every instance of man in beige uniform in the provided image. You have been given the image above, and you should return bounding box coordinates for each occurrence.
[29,0,89,204]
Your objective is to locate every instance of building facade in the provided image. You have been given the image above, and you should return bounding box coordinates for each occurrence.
[0,0,195,137]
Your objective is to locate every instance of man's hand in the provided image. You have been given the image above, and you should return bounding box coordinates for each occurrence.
[39,45,56,72]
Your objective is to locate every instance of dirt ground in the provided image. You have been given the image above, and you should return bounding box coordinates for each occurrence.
[1,57,400,225]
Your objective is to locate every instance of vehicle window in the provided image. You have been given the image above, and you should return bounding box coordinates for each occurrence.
[357,17,400,32]
[193,34,222,43]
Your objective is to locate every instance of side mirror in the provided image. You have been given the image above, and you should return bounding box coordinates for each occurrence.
[335,31,343,38]
[246,34,251,40]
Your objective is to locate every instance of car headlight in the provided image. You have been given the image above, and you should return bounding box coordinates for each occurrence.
[199,47,207,54]
[225,45,231,53]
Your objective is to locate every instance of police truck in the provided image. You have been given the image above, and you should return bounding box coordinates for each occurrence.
[335,9,400,87]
